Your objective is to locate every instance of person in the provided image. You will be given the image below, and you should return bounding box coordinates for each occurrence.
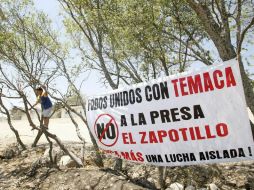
[30,85,53,147]
[30,85,52,129]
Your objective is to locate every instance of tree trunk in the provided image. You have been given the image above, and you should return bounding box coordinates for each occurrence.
[21,96,83,167]
[32,130,43,147]
[158,166,167,190]
[113,158,122,171]
[89,130,104,167]
[49,94,105,167]
[186,0,254,115]
[0,97,26,150]
[250,121,254,141]
[238,58,254,115]
[208,38,254,117]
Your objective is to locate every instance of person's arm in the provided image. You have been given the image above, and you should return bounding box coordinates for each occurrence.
[29,96,40,110]
[41,85,48,97]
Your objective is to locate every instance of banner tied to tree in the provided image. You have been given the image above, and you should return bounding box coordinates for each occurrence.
[86,59,254,166]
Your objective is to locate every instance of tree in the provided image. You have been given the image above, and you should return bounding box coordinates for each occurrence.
[59,1,254,188]
[60,0,212,85]
[0,85,26,150]
[0,0,84,167]
[185,0,254,113]
[59,0,215,171]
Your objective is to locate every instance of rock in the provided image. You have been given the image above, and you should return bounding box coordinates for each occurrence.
[147,177,154,183]
[224,166,233,170]
[84,185,92,190]
[185,185,196,190]
[209,184,218,190]
[118,176,125,180]
[75,172,80,177]
[132,172,140,178]
[21,150,28,157]
[59,155,77,168]
[2,149,16,159]
[169,182,184,190]
[25,182,35,189]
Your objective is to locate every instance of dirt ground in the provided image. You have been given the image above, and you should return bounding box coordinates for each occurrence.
[0,142,253,190]
[0,117,254,190]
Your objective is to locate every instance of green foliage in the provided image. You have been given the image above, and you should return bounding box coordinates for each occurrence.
[61,0,212,85]
[2,0,253,90]
[0,0,62,90]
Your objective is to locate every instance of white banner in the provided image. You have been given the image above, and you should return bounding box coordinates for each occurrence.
[86,59,254,166]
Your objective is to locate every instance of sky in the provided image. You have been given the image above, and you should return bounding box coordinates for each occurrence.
[34,0,108,97]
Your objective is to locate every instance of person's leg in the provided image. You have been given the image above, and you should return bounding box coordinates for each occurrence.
[42,107,51,129]
[43,117,49,129]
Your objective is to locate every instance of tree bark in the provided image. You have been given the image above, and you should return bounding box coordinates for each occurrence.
[158,166,167,190]
[0,96,26,150]
[186,0,254,114]
[113,158,123,171]
[21,95,83,167]
[186,1,236,61]
[238,58,254,115]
